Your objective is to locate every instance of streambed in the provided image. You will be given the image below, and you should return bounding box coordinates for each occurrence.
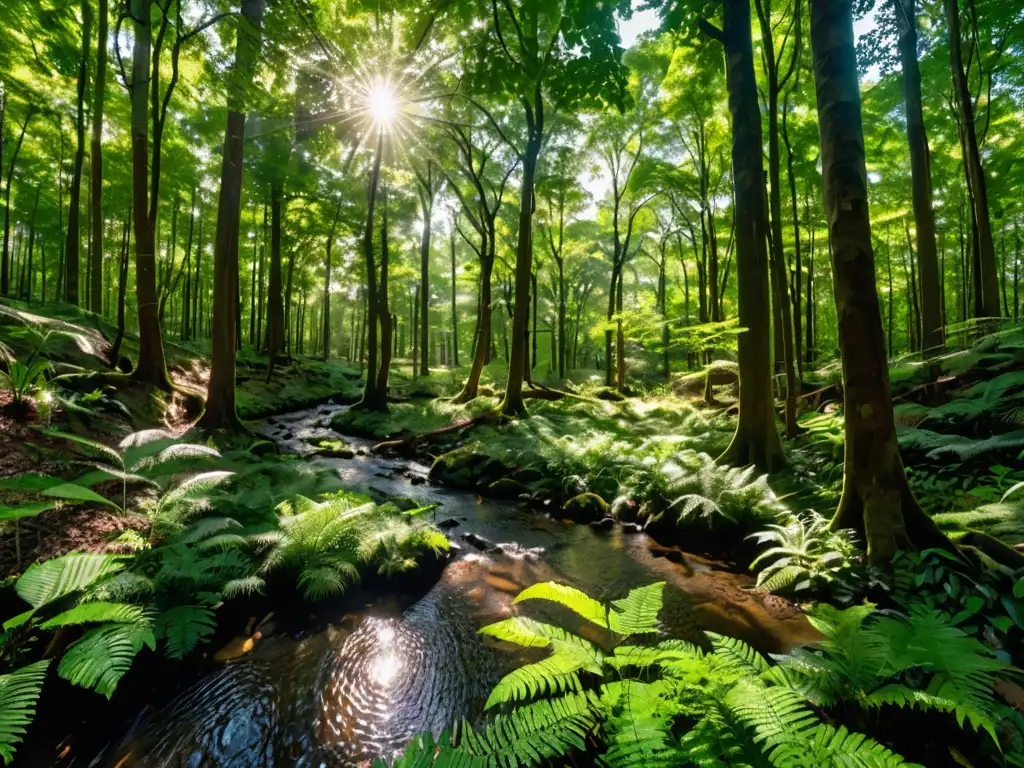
[95,404,816,767]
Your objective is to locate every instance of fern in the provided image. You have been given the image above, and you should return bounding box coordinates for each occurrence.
[58,616,156,698]
[156,605,217,660]
[0,660,49,765]
[39,601,145,629]
[15,553,126,610]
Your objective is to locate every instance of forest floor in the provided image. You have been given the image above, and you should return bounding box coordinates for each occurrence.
[4,300,1024,766]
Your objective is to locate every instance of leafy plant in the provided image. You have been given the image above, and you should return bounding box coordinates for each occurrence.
[748,511,861,596]
[258,493,448,601]
[384,582,923,768]
[0,331,52,408]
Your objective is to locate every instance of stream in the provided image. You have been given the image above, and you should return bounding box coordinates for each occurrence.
[93,404,818,767]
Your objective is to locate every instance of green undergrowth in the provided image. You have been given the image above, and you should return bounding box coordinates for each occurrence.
[381,580,1024,768]
[0,428,449,764]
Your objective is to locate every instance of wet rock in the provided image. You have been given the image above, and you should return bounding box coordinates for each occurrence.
[249,440,278,457]
[410,475,426,486]
[487,478,529,499]
[462,532,493,551]
[562,492,610,523]
[310,439,356,459]
[510,467,544,484]
[437,518,460,530]
[621,522,644,534]
[589,516,615,531]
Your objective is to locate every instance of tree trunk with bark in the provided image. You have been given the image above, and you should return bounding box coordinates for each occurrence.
[263,181,286,363]
[129,0,171,389]
[90,0,108,313]
[199,0,263,431]
[64,0,91,306]
[945,0,1000,318]
[356,131,387,412]
[896,0,943,351]
[810,0,947,565]
[711,0,784,472]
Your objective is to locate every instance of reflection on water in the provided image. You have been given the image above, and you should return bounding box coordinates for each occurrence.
[97,406,818,767]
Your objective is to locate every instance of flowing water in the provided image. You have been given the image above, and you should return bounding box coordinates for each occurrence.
[96,405,818,767]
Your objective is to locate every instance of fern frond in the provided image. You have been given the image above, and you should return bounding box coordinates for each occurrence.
[608,582,664,636]
[710,633,770,676]
[485,634,603,708]
[156,605,217,660]
[0,660,49,765]
[16,553,126,609]
[512,582,611,629]
[462,691,600,765]
[39,601,145,629]
[58,617,156,698]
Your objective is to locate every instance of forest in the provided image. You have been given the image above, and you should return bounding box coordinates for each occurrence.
[0,0,1023,764]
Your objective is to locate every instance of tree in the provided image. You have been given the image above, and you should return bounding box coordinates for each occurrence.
[695,0,784,472]
[199,0,265,432]
[413,159,443,377]
[895,0,943,350]
[753,0,802,437]
[89,0,109,313]
[63,0,91,306]
[126,0,172,389]
[944,0,1000,319]
[457,0,630,417]
[810,0,946,564]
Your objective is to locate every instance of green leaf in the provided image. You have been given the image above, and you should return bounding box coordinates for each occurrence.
[0,660,49,765]
[156,606,217,660]
[512,581,611,628]
[16,553,126,609]
[36,429,123,468]
[0,501,55,522]
[58,620,155,698]
[41,483,119,510]
[0,474,62,493]
[39,602,145,629]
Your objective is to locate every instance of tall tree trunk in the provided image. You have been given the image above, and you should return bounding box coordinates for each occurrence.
[499,121,542,418]
[65,0,91,306]
[375,186,393,396]
[419,190,432,377]
[2,109,32,297]
[896,0,943,350]
[904,218,921,352]
[945,0,999,318]
[199,0,263,431]
[714,0,784,472]
[356,131,386,411]
[454,257,492,403]
[805,203,814,366]
[24,187,39,304]
[810,0,946,565]
[111,206,131,363]
[450,220,459,367]
[90,0,108,313]
[129,0,171,389]
[263,181,286,362]
[322,195,342,361]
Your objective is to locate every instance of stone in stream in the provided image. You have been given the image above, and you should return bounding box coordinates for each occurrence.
[461,532,493,551]
[589,516,615,532]
[562,492,610,522]
[437,518,460,530]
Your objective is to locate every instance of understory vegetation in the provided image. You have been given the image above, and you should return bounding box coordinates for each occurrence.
[3,0,1024,762]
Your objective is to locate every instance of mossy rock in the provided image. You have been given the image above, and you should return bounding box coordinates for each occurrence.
[595,387,626,402]
[429,445,484,488]
[562,492,610,522]
[488,478,529,499]
[310,439,356,459]
[510,467,544,484]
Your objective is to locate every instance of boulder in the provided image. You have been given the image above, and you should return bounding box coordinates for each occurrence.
[487,478,529,499]
[562,492,610,523]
